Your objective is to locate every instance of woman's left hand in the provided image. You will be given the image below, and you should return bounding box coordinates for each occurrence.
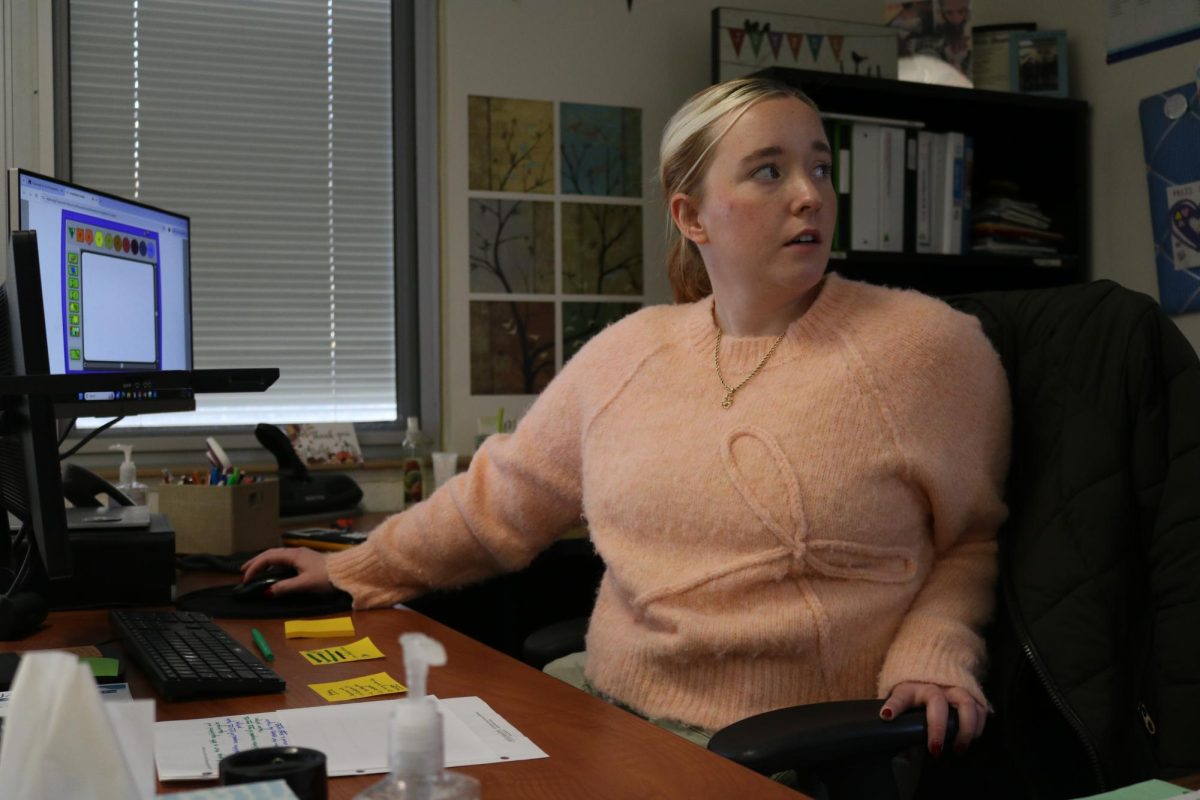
[879,681,988,757]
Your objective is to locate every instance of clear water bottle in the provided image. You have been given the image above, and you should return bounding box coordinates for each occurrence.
[401,417,432,509]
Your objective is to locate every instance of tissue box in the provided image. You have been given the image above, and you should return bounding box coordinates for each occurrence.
[154,480,280,555]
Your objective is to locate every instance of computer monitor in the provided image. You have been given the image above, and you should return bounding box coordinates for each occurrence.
[8,168,195,416]
[1,230,73,582]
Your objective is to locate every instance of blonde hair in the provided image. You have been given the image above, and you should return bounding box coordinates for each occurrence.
[659,77,818,303]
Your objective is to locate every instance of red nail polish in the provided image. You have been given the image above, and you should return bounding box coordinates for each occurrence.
[880,708,893,720]
[931,742,942,758]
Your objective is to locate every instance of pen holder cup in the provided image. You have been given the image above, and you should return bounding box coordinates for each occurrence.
[154,480,281,555]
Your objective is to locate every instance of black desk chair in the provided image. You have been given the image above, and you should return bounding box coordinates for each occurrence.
[524,280,1200,799]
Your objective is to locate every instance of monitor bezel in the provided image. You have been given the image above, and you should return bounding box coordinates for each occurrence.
[7,167,196,417]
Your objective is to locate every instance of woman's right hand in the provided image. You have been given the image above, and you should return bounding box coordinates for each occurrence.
[240,547,335,596]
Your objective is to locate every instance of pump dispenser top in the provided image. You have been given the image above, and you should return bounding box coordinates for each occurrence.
[108,443,148,505]
[352,633,481,800]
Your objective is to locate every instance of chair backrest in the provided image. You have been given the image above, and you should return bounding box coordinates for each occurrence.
[947,281,1200,796]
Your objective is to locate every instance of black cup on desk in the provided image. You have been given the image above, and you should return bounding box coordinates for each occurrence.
[219,746,327,800]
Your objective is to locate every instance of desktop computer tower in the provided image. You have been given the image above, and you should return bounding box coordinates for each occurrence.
[42,514,176,609]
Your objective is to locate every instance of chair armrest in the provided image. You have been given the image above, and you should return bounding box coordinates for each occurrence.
[521,616,588,668]
[707,699,958,776]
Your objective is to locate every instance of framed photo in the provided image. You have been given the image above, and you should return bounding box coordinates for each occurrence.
[1011,30,1068,98]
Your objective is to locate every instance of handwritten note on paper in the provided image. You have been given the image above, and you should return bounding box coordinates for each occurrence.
[155,714,290,780]
[300,637,385,665]
[284,617,355,639]
[307,671,406,703]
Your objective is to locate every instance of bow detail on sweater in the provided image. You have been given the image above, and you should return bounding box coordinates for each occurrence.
[721,425,917,584]
[633,426,916,609]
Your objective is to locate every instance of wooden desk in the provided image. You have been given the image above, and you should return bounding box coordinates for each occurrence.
[1,584,802,799]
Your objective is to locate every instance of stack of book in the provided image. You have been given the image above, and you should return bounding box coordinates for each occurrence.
[970,197,1063,255]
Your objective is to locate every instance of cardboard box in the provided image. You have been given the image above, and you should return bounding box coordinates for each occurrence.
[154,480,280,555]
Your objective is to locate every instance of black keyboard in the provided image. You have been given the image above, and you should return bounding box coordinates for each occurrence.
[110,610,286,700]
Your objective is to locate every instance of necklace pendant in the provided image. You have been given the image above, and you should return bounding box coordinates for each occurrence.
[721,390,734,409]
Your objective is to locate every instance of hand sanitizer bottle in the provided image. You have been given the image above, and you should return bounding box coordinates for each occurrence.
[108,443,148,505]
[354,633,481,800]
[401,417,433,509]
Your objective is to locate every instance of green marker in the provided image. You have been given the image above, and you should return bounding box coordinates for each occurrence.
[251,628,274,662]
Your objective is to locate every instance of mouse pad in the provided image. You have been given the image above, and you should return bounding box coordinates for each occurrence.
[175,585,352,619]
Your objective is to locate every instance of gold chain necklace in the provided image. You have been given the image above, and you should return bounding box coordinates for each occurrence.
[713,326,787,409]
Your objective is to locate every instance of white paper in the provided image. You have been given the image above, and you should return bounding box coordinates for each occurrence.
[277,700,395,777]
[439,696,548,762]
[156,713,290,781]
[155,696,546,781]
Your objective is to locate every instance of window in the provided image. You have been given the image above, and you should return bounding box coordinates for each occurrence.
[65,0,418,429]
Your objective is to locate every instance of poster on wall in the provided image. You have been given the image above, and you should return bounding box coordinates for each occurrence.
[466,95,644,396]
[1138,79,1200,315]
[712,7,900,82]
[1107,0,1200,63]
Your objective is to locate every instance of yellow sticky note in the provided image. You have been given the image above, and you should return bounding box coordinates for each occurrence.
[308,671,406,702]
[284,616,356,639]
[300,637,385,666]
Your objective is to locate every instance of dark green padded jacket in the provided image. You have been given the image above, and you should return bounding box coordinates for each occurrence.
[942,281,1200,798]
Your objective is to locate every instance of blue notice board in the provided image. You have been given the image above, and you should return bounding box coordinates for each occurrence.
[1139,78,1200,316]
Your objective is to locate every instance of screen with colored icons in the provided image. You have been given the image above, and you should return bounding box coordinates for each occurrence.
[10,169,193,411]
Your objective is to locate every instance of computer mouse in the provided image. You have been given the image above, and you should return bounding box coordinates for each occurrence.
[232,566,298,601]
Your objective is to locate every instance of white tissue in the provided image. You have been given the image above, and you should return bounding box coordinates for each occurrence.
[0,651,155,799]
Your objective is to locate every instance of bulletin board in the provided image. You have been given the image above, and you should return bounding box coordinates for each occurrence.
[1138,77,1200,315]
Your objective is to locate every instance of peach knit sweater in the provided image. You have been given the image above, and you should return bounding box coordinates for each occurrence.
[328,274,1011,732]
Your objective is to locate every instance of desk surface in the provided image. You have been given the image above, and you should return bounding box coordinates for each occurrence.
[1,575,801,799]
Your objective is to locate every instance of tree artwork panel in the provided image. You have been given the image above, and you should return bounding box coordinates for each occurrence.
[562,302,642,362]
[562,202,643,296]
[470,300,555,395]
[468,96,555,194]
[560,102,642,197]
[469,199,555,294]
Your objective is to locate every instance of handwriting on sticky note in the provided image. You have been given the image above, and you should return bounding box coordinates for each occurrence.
[300,637,384,665]
[308,671,406,702]
[284,616,355,639]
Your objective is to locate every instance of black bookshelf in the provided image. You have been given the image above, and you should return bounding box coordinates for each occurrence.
[759,67,1090,296]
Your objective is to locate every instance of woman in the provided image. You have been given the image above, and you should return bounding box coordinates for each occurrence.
[243,77,1010,759]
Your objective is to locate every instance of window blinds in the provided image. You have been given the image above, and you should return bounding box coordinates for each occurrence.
[69,0,396,427]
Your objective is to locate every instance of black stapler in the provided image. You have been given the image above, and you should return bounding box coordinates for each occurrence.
[254,423,363,517]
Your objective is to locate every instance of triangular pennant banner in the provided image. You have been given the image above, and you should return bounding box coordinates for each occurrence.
[807,33,824,61]
[787,32,804,60]
[829,35,845,62]
[728,28,746,57]
[768,31,784,59]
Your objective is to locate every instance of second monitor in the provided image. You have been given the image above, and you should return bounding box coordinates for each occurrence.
[9,168,195,415]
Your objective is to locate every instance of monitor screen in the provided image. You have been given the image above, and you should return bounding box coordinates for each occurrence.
[8,168,195,415]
